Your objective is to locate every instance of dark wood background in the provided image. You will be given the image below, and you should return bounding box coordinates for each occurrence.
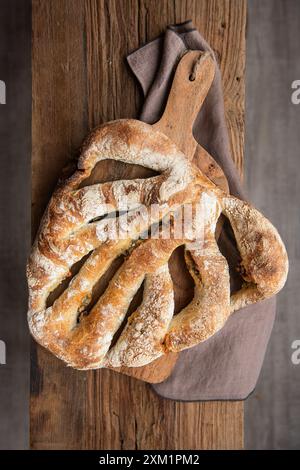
[244,0,300,450]
[31,0,245,450]
[0,0,31,450]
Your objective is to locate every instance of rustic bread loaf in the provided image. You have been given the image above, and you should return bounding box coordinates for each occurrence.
[27,119,288,369]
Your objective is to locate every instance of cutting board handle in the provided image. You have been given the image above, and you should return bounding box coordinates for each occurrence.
[153,50,215,160]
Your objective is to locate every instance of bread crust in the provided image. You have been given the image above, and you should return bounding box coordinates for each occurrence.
[27,119,288,369]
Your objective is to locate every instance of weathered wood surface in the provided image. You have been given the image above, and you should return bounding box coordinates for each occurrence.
[31,0,246,449]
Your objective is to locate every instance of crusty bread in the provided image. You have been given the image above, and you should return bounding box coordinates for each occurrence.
[27,119,288,369]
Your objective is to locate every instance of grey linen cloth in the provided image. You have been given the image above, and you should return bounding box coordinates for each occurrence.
[127,20,276,400]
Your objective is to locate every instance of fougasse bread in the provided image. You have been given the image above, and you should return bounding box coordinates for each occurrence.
[27,119,288,369]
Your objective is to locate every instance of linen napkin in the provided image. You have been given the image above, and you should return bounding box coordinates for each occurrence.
[127,20,276,400]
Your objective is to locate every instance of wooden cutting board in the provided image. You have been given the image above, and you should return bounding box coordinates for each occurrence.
[83,50,229,383]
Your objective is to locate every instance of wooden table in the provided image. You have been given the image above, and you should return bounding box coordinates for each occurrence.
[31,0,246,450]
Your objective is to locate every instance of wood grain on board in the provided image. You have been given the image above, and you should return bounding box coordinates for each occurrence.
[31,0,246,450]
[111,50,228,383]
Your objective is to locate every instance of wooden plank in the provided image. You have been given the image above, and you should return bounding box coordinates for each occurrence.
[31,0,246,450]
